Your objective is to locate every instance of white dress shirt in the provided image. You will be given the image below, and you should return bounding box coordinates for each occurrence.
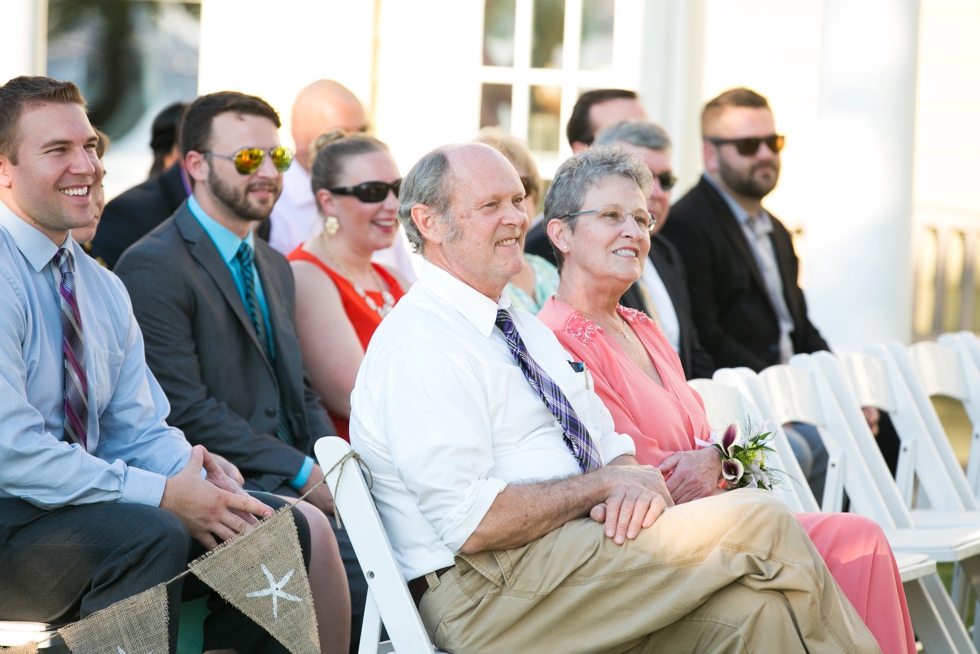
[269,163,420,282]
[641,259,681,354]
[349,262,636,580]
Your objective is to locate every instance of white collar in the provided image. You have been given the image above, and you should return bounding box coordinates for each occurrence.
[419,261,513,338]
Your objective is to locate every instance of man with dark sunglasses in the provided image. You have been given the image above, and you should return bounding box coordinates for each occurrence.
[114,91,364,653]
[662,86,828,372]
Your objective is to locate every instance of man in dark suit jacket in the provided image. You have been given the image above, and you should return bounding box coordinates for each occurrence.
[662,88,828,372]
[115,91,362,653]
[89,160,188,269]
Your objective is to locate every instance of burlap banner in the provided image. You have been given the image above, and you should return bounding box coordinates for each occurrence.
[189,507,319,654]
[58,584,169,654]
[0,642,39,654]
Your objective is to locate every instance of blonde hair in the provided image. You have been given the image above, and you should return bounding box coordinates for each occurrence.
[473,127,541,199]
[308,129,390,207]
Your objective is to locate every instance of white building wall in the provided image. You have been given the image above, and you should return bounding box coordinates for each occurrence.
[0,0,45,84]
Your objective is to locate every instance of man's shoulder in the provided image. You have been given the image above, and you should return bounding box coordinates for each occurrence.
[115,212,190,274]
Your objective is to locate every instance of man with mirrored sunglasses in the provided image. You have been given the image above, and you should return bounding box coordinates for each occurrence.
[115,91,364,653]
[594,119,716,381]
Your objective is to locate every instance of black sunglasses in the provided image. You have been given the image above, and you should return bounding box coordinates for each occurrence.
[653,171,677,191]
[329,179,401,203]
[706,135,785,157]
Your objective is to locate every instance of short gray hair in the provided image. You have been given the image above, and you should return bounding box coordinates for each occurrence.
[594,119,672,151]
[543,146,653,271]
[397,146,461,255]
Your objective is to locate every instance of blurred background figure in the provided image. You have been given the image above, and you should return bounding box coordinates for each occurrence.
[594,119,715,380]
[288,131,409,443]
[567,88,648,154]
[271,79,419,282]
[89,102,189,269]
[475,127,558,314]
[148,101,186,177]
[73,127,111,255]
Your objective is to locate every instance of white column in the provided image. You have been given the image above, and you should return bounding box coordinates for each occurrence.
[638,0,707,196]
[805,0,920,350]
[0,0,46,84]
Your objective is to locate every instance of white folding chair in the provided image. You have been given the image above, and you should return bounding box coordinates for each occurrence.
[908,334,980,500]
[695,373,969,653]
[748,355,980,651]
[316,437,448,654]
[839,345,980,517]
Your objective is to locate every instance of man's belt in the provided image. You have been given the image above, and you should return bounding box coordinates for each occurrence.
[407,566,453,607]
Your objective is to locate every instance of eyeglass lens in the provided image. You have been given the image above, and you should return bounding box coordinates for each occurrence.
[232,147,293,175]
[729,135,785,156]
[333,180,402,203]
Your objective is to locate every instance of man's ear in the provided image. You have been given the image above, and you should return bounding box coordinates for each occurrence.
[546,218,568,254]
[0,154,13,189]
[183,150,209,186]
[411,203,444,247]
[571,141,588,154]
[702,140,719,175]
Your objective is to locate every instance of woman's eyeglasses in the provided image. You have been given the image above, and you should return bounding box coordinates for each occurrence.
[205,147,294,175]
[329,180,402,203]
[705,135,785,157]
[565,208,656,233]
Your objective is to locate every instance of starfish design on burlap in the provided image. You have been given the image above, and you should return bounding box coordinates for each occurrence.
[246,564,302,620]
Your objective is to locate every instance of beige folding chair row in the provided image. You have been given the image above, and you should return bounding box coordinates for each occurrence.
[692,372,975,653]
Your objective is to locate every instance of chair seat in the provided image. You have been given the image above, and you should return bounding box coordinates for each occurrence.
[894,553,936,583]
[884,527,980,561]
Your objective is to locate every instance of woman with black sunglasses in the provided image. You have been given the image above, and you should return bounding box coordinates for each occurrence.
[288,130,409,442]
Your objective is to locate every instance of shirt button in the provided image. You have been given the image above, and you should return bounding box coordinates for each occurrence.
[265,407,277,418]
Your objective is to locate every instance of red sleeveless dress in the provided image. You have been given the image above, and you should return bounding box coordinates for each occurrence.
[287,247,406,441]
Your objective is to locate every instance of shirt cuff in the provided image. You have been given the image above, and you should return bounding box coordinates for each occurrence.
[289,456,315,491]
[120,467,168,506]
[600,431,637,464]
[439,477,508,553]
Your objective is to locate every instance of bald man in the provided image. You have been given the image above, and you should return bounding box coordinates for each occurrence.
[268,80,418,281]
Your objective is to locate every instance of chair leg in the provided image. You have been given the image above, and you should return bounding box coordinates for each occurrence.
[907,574,977,654]
[952,563,972,618]
[358,590,383,654]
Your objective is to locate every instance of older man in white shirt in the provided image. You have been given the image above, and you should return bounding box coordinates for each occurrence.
[349,143,877,653]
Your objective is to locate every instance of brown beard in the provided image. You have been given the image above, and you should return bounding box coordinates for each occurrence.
[207,163,281,222]
[718,158,779,200]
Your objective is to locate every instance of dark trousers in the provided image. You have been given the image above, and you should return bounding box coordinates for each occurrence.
[263,483,367,654]
[0,493,310,654]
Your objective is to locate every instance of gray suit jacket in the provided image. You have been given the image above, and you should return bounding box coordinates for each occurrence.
[115,201,336,492]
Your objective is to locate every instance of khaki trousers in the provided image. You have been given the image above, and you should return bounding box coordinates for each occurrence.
[418,490,879,654]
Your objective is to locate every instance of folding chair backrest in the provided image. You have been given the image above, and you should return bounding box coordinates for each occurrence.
[938,332,980,495]
[851,345,977,511]
[315,437,437,654]
[756,355,910,528]
[909,341,969,401]
[690,375,817,513]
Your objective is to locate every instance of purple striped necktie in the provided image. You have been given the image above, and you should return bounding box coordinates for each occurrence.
[56,248,88,450]
[495,309,602,473]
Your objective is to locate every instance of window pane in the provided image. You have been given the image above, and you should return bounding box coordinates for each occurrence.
[528,85,561,152]
[481,84,513,132]
[532,0,564,69]
[483,0,516,67]
[944,231,966,332]
[580,0,614,71]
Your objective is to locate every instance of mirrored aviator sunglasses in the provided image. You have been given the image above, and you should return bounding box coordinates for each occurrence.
[328,179,402,203]
[207,147,294,175]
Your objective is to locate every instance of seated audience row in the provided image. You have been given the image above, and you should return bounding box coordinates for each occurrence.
[0,72,913,654]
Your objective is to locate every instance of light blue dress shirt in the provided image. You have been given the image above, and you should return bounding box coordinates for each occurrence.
[187,194,274,357]
[704,173,796,363]
[186,195,313,488]
[0,203,192,509]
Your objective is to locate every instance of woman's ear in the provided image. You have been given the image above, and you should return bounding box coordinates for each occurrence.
[546,218,570,254]
[316,188,336,217]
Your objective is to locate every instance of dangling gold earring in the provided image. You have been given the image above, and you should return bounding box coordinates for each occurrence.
[324,215,340,237]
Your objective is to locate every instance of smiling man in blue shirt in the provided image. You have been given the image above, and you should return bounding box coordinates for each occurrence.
[0,76,320,654]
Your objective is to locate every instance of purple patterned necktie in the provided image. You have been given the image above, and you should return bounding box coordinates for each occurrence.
[56,248,88,450]
[495,309,602,473]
